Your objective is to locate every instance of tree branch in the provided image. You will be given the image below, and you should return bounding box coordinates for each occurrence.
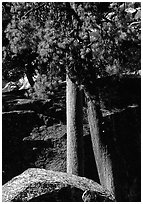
[65,2,83,26]
[21,3,46,19]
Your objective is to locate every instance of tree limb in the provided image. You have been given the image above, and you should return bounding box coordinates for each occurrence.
[21,3,46,19]
[65,2,82,26]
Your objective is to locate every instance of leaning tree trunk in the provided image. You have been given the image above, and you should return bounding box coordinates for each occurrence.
[66,74,84,176]
[26,65,35,87]
[26,72,34,87]
[85,90,115,197]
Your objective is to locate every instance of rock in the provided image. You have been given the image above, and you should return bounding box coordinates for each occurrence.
[18,73,39,90]
[82,190,114,202]
[2,79,9,88]
[24,124,67,141]
[2,110,43,140]
[2,168,115,202]
[2,110,44,184]
[24,124,90,141]
[2,81,19,92]
[3,98,52,113]
[2,122,97,185]
[19,75,31,90]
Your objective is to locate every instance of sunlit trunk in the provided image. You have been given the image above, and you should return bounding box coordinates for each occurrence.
[66,74,84,176]
[86,90,115,197]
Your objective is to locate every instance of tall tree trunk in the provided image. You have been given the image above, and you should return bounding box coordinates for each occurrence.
[66,74,84,176]
[85,90,115,197]
[26,71,34,87]
[26,65,35,87]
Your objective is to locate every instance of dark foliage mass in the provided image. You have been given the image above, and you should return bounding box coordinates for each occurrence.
[2,2,141,86]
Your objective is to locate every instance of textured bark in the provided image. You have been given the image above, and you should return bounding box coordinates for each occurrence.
[26,68,34,87]
[2,168,115,202]
[86,94,115,197]
[66,75,84,176]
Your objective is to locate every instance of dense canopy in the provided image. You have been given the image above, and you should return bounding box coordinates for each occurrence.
[3,2,141,83]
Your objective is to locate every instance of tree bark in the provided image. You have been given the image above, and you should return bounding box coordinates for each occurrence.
[26,71,34,87]
[86,91,115,197]
[25,64,35,87]
[66,74,84,176]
